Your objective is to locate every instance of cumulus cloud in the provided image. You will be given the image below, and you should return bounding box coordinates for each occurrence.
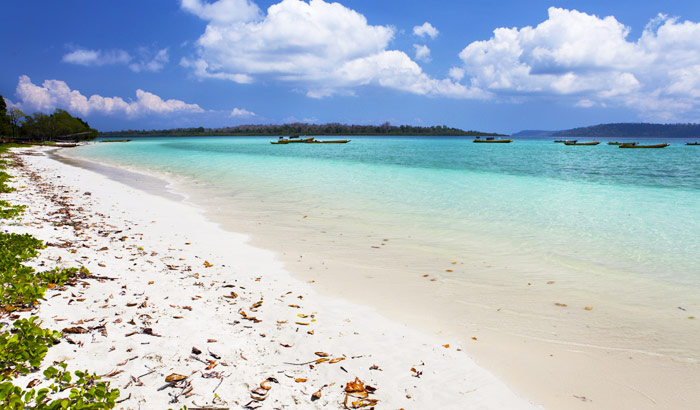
[413,44,431,62]
[63,46,169,72]
[413,22,439,39]
[453,7,700,120]
[181,0,479,98]
[230,107,256,117]
[12,75,203,118]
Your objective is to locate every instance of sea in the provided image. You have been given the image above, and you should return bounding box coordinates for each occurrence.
[63,136,700,363]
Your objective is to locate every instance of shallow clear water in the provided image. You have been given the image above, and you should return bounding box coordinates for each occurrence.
[74,136,700,288]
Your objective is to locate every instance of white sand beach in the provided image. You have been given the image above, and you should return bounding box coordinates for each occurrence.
[2,146,540,409]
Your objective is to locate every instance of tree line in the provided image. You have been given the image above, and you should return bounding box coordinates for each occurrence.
[99,122,505,138]
[0,95,98,142]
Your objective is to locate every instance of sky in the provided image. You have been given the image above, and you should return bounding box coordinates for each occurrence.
[3,0,700,134]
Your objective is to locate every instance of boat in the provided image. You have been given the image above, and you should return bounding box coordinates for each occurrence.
[564,141,600,145]
[686,142,700,146]
[619,143,669,148]
[473,137,513,143]
[306,139,351,144]
[554,140,576,143]
[608,142,623,145]
[270,136,315,144]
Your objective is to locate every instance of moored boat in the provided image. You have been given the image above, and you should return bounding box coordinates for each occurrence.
[564,141,600,146]
[473,137,513,143]
[271,136,315,144]
[608,142,623,145]
[554,140,576,143]
[306,139,351,144]
[619,143,669,148]
[687,142,700,146]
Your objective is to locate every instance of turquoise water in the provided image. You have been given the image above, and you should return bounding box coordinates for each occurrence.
[73,136,700,287]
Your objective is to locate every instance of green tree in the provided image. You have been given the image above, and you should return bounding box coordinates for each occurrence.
[0,96,11,138]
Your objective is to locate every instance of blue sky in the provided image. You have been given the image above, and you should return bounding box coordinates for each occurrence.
[3,0,700,133]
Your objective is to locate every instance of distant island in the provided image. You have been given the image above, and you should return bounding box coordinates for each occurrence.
[99,123,506,138]
[513,123,700,139]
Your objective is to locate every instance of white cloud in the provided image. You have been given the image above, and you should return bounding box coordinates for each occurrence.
[63,46,169,72]
[181,0,480,98]
[62,48,131,66]
[129,48,170,72]
[230,107,256,117]
[413,22,438,39]
[13,75,203,118]
[453,7,700,120]
[413,44,431,62]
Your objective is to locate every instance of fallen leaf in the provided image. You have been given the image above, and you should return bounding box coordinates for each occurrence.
[330,357,345,364]
[295,378,307,383]
[165,373,187,383]
[554,302,568,307]
[584,306,593,310]
[443,344,450,348]
[315,352,329,357]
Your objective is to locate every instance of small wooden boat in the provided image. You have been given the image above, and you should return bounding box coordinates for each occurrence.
[306,139,350,144]
[554,140,576,143]
[271,136,315,144]
[619,143,669,148]
[608,142,623,145]
[686,142,700,146]
[101,139,131,143]
[473,137,513,143]
[564,141,600,146]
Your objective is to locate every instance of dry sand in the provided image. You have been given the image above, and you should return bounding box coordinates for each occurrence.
[2,146,539,409]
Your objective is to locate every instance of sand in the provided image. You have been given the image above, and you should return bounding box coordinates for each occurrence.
[1,146,539,409]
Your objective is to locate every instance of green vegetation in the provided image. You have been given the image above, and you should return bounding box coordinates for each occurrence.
[0,146,119,408]
[100,122,506,138]
[0,95,97,142]
[0,201,25,220]
[0,317,61,380]
[0,363,119,409]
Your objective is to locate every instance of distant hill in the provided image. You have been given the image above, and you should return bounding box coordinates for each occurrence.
[99,123,506,138]
[552,123,700,139]
[510,130,557,138]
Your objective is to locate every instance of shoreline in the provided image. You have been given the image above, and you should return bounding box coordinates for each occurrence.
[3,146,538,409]
[57,141,700,410]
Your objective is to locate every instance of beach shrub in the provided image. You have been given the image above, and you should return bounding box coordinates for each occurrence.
[0,363,119,409]
[0,200,25,220]
[0,233,43,263]
[0,318,61,380]
[37,266,89,287]
[0,170,15,193]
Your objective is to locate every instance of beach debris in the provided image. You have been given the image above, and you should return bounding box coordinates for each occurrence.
[62,326,88,334]
[410,367,423,378]
[554,302,568,307]
[344,377,379,409]
[204,261,213,268]
[369,365,382,371]
[311,385,327,401]
[443,344,450,348]
[584,306,593,310]
[315,352,329,357]
[165,373,188,383]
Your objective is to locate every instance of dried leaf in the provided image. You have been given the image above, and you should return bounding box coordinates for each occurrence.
[295,378,307,383]
[314,352,329,357]
[62,326,88,334]
[165,373,187,383]
[330,357,345,364]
